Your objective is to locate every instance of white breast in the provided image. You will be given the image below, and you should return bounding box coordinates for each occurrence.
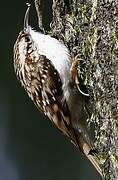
[30,29,71,85]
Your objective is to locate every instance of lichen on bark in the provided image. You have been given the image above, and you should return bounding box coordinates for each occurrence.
[50,0,118,179]
[36,0,118,179]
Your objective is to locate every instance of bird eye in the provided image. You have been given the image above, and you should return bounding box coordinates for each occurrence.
[25,36,30,42]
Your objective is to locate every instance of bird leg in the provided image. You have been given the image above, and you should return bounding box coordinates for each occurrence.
[70,47,89,96]
[70,47,78,82]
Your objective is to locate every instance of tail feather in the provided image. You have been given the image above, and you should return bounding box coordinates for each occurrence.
[82,142,103,178]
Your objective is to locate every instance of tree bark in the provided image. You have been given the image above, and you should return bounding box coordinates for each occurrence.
[35,0,118,179]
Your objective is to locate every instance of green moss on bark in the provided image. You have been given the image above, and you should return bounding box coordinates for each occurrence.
[50,0,118,179]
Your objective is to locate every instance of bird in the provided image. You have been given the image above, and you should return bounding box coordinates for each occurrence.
[14,3,103,178]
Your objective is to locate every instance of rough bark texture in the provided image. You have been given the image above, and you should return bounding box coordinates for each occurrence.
[36,0,118,179]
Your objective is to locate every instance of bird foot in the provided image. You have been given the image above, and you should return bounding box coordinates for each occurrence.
[70,47,89,96]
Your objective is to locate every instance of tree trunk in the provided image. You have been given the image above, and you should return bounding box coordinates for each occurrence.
[35,0,118,179]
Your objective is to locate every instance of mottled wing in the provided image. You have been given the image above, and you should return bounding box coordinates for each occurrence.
[14,31,72,138]
[31,55,75,139]
[14,31,78,144]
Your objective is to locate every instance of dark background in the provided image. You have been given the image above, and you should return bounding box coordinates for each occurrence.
[0,0,101,179]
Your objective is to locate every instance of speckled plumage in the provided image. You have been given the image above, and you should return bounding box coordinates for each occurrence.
[13,4,103,177]
[14,29,73,138]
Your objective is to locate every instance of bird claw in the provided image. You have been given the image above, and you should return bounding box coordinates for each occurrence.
[70,47,89,97]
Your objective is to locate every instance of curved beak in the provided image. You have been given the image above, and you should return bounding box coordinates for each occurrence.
[24,3,31,31]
